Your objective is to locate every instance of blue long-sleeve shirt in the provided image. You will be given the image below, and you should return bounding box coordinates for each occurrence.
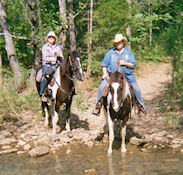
[101,47,136,83]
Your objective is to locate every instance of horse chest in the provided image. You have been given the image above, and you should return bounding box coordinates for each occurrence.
[109,98,131,121]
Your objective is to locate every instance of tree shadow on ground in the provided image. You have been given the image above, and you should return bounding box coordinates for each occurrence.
[58,111,89,131]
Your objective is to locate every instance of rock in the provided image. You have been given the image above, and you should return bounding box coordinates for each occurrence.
[156,131,168,137]
[180,149,183,153]
[17,140,26,146]
[166,135,174,139]
[26,130,36,136]
[37,136,52,146]
[169,144,181,149]
[140,148,148,152]
[84,168,96,175]
[0,138,17,145]
[2,145,11,150]
[153,136,162,142]
[28,146,50,157]
[0,148,17,155]
[52,134,61,142]
[130,137,144,146]
[1,131,11,138]
[66,147,71,154]
[31,136,38,140]
[84,141,94,147]
[23,144,31,151]
[17,151,25,155]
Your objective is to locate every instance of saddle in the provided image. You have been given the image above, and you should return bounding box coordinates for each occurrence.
[36,68,56,87]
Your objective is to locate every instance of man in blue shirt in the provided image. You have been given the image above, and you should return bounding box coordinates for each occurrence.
[92,33,147,116]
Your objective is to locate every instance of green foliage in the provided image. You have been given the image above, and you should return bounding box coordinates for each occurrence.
[0,84,40,121]
[164,113,178,128]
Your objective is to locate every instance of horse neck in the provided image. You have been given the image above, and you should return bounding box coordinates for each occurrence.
[60,57,73,78]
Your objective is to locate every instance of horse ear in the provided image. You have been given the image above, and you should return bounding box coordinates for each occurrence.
[76,47,81,55]
[119,70,125,80]
[68,50,71,56]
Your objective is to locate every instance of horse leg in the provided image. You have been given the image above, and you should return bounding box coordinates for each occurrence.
[42,102,49,127]
[51,100,59,135]
[65,98,72,132]
[121,121,127,153]
[107,113,114,156]
[103,106,109,134]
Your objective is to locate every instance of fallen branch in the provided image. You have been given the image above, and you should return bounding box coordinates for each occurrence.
[0,33,30,40]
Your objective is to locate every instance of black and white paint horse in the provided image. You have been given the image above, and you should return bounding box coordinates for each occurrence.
[103,71,135,156]
[36,50,84,135]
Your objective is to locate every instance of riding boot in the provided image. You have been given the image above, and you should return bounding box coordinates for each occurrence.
[137,105,147,117]
[40,77,48,97]
[92,98,103,116]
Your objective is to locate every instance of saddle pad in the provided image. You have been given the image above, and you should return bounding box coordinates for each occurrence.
[36,69,42,82]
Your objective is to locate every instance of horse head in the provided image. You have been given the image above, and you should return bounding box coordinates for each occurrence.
[109,71,127,112]
[69,50,84,81]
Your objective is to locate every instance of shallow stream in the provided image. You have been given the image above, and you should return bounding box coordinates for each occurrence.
[1,144,183,175]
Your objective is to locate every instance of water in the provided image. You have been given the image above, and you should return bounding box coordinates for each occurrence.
[0,144,183,175]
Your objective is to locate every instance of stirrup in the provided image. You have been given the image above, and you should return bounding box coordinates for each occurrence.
[92,107,101,116]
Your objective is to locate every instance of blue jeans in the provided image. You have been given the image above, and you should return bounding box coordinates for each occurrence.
[96,75,146,109]
[40,64,56,96]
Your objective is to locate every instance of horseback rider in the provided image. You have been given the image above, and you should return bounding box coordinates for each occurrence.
[40,31,63,101]
[92,33,147,116]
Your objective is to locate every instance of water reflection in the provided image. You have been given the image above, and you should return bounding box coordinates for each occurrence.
[108,157,114,175]
[1,144,183,175]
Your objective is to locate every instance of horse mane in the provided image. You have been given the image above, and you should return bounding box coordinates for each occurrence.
[109,71,126,85]
[59,55,71,76]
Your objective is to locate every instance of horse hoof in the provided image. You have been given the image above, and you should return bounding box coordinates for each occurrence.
[121,148,127,153]
[52,129,57,135]
[44,123,49,128]
[107,150,112,156]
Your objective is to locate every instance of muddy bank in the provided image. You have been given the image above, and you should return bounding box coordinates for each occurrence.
[1,63,183,157]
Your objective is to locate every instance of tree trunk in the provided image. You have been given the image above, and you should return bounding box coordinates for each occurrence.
[68,0,76,51]
[126,0,131,49]
[0,0,25,91]
[58,0,67,51]
[149,2,152,45]
[37,0,43,35]
[86,0,93,78]
[0,52,3,87]
[25,0,42,89]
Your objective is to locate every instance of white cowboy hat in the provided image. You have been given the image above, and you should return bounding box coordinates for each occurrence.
[46,31,57,42]
[112,33,127,44]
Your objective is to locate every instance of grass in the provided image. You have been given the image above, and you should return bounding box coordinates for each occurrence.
[0,78,41,122]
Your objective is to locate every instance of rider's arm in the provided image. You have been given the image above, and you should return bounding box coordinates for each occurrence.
[102,67,108,79]
[119,60,134,68]
[55,45,64,60]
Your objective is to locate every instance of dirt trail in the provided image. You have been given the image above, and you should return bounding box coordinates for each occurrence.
[137,63,171,101]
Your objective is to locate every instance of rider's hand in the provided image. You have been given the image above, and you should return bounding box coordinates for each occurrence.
[119,60,126,66]
[51,57,57,63]
[55,52,62,58]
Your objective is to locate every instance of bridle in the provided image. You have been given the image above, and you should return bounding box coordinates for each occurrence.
[68,56,82,80]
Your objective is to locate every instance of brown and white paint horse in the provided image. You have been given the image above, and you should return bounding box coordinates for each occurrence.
[103,71,135,156]
[36,51,84,135]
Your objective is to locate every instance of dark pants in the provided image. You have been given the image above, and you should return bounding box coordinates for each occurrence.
[40,64,57,96]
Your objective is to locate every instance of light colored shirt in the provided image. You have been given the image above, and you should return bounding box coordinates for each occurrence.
[42,43,63,65]
[101,47,136,83]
